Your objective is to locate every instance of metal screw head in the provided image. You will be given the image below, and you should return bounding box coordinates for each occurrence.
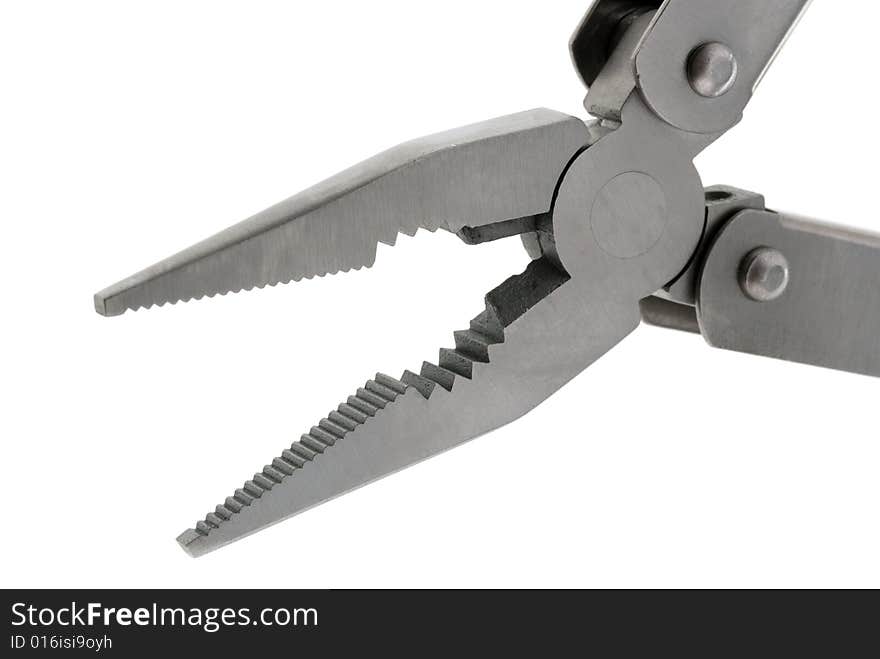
[687,42,739,98]
[739,248,790,302]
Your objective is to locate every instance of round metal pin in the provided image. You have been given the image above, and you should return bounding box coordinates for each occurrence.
[688,42,739,98]
[739,247,790,302]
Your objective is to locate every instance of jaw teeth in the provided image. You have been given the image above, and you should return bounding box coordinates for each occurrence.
[177,300,509,557]
[178,258,570,557]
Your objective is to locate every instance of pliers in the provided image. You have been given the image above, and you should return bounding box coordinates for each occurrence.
[95,0,880,557]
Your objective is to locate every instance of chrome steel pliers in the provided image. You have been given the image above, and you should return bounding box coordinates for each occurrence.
[95,0,879,557]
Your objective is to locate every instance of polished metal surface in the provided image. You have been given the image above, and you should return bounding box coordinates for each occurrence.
[635,0,813,133]
[738,248,791,302]
[639,297,700,334]
[697,210,880,377]
[687,42,738,98]
[90,1,878,557]
[590,172,669,259]
[179,86,707,557]
[95,110,587,317]
[662,185,766,306]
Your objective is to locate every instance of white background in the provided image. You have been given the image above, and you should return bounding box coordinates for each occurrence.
[2,1,878,589]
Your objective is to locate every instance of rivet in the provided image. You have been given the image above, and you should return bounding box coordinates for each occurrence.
[739,248,790,302]
[688,42,738,98]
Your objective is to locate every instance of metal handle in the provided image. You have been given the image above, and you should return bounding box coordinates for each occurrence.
[696,209,880,377]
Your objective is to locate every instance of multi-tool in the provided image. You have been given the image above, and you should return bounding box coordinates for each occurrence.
[95,0,879,557]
